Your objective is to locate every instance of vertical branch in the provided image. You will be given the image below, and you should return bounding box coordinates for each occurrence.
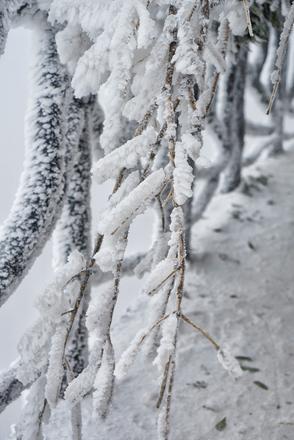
[221,43,248,192]
[267,1,294,113]
[53,104,92,439]
[268,20,288,155]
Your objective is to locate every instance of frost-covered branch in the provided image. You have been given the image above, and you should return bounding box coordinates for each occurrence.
[0,362,29,414]
[221,43,248,192]
[2,1,291,438]
[267,1,294,113]
[0,24,68,306]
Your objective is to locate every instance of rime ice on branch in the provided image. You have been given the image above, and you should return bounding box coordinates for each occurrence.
[0,24,68,305]
[0,1,294,439]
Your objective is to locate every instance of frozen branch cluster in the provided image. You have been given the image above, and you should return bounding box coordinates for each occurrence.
[0,0,294,439]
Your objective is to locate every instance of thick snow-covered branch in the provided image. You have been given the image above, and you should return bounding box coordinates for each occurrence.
[0,24,68,306]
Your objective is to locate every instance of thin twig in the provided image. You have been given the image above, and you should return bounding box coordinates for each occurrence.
[180,314,220,350]
[135,101,158,136]
[148,263,184,296]
[37,399,47,436]
[266,79,280,115]
[138,313,172,346]
[242,0,254,37]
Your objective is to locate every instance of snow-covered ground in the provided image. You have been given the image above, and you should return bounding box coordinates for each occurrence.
[92,150,294,440]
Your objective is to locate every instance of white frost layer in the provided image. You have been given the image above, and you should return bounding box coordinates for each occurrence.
[114,328,147,380]
[65,283,114,405]
[45,324,68,408]
[153,314,178,374]
[93,127,157,184]
[97,169,166,235]
[143,257,177,295]
[92,340,114,419]
[173,141,194,206]
[226,0,247,36]
[16,250,85,385]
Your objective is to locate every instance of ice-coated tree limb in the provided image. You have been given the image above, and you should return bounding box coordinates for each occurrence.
[268,23,288,156]
[190,52,237,224]
[0,24,69,306]
[53,106,92,440]
[267,1,294,114]
[0,362,27,414]
[89,252,148,286]
[191,44,248,223]
[52,98,88,272]
[221,44,248,193]
[0,96,89,422]
[56,113,92,377]
[184,159,195,261]
[88,100,104,161]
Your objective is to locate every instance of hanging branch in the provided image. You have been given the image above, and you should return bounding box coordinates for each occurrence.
[0,24,68,306]
[53,106,92,439]
[267,2,294,114]
[0,98,87,421]
[60,116,92,376]
[221,42,248,192]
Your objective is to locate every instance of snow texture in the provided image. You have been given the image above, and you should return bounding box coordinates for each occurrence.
[0,25,68,306]
[153,313,178,374]
[173,141,194,205]
[16,250,85,386]
[114,328,147,381]
[92,127,157,184]
[64,283,114,405]
[97,169,166,235]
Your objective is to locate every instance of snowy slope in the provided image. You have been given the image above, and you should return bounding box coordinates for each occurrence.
[91,149,294,440]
